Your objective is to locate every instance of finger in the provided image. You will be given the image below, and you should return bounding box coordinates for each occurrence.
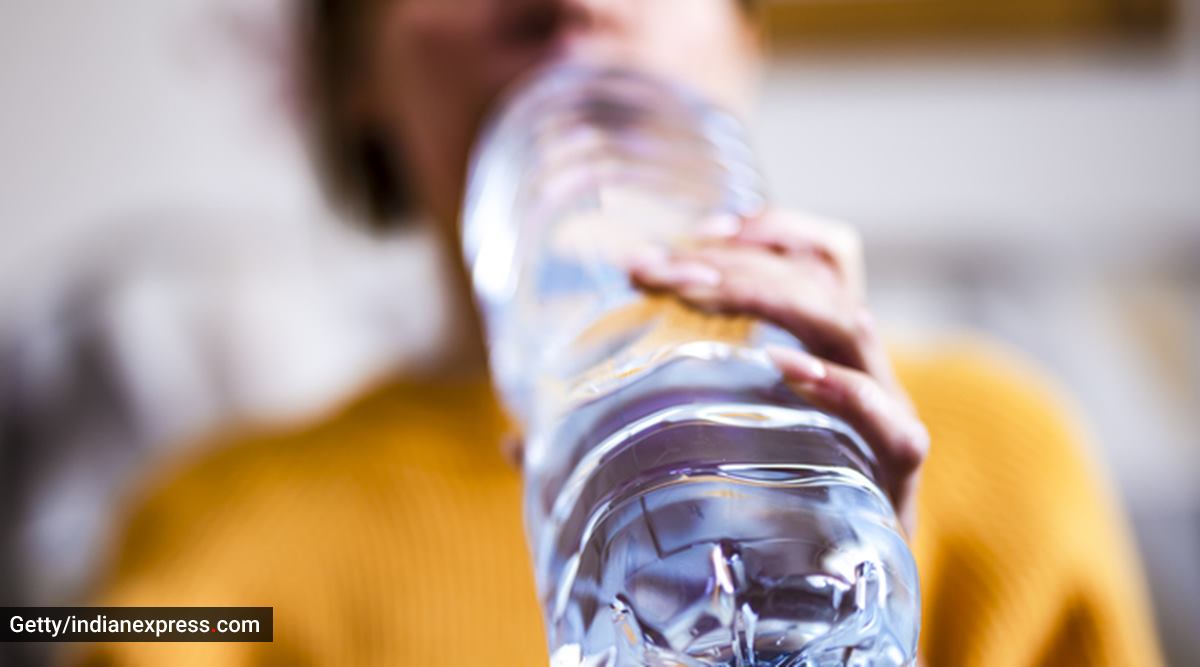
[766,345,929,526]
[766,344,928,474]
[631,245,869,372]
[632,243,905,392]
[696,211,866,301]
[893,469,922,537]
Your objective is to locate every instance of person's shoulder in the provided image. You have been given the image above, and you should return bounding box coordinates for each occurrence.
[891,331,1069,410]
[889,331,1091,448]
[89,377,528,664]
[889,336,1162,666]
[889,330,1111,512]
[103,375,510,576]
[157,373,504,479]
[889,330,1115,544]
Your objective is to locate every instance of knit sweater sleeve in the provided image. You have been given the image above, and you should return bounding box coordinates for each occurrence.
[896,336,1164,667]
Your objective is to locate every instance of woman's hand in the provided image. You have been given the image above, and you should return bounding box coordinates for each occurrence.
[629,210,929,535]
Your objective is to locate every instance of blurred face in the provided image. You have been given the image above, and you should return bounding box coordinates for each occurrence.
[357,0,761,229]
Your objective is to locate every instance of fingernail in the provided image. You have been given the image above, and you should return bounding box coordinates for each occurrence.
[766,345,827,383]
[659,261,722,287]
[626,244,670,271]
[856,307,875,330]
[695,214,743,240]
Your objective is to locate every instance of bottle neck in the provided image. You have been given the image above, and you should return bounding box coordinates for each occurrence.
[462,62,766,421]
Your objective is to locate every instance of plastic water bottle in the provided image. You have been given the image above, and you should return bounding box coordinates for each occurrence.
[462,63,919,667]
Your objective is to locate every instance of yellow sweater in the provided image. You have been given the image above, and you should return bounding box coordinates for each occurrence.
[82,337,1162,666]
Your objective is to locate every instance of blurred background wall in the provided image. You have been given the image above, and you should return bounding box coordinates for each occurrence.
[1,0,1197,663]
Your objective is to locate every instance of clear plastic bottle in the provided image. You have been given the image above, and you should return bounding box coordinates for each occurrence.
[462,63,919,667]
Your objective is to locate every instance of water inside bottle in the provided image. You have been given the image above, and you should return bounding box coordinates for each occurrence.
[462,64,920,665]
[530,315,917,665]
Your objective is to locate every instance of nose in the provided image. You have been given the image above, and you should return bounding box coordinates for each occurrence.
[501,0,629,54]
[559,0,627,33]
[556,0,638,63]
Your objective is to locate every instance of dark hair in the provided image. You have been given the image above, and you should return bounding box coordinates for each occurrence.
[301,0,408,229]
[301,0,759,230]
